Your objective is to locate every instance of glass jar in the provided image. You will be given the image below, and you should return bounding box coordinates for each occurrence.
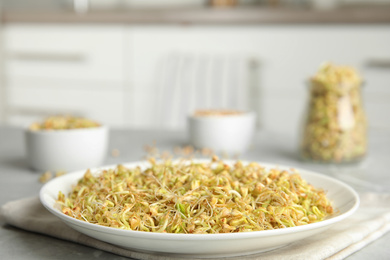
[300,63,367,163]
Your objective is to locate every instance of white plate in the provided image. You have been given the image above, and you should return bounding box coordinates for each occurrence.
[40,161,359,258]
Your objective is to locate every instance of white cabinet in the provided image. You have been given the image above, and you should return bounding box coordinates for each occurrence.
[127,25,390,133]
[4,25,127,127]
[3,24,390,132]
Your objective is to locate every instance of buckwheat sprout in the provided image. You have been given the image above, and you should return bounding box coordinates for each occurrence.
[57,158,333,234]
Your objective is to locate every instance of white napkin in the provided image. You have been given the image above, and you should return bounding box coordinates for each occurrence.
[1,193,390,260]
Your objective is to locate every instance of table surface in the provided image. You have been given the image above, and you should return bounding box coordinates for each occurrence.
[0,126,389,260]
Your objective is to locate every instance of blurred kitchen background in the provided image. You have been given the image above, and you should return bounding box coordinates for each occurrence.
[0,0,389,137]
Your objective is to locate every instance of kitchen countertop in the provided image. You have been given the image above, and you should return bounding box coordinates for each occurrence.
[0,126,389,259]
[2,6,390,24]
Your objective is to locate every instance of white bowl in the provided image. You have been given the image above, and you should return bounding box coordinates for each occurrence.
[188,111,256,154]
[25,126,109,172]
[40,160,359,258]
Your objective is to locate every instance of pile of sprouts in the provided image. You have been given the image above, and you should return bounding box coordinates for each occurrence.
[30,115,100,131]
[57,157,333,234]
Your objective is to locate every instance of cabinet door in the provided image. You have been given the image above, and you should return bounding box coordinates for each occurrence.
[4,25,125,83]
[7,83,126,127]
[3,25,127,127]
[126,26,262,129]
[363,59,390,131]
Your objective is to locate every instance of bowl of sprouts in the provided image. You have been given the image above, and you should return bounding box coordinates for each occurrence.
[26,115,108,172]
[40,158,359,258]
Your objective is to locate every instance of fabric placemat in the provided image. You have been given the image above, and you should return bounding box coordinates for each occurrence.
[1,193,390,260]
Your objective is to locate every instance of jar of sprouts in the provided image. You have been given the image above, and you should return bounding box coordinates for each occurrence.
[300,63,367,163]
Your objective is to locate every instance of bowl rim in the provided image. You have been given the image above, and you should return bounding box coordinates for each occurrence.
[188,110,256,120]
[26,125,108,135]
[40,159,360,241]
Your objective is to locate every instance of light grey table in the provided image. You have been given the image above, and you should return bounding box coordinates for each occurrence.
[1,126,389,260]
